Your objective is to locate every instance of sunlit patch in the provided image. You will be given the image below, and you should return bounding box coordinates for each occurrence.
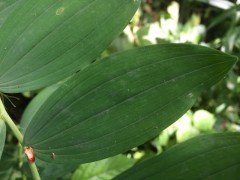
[56,7,65,16]
[51,152,56,159]
[187,92,194,98]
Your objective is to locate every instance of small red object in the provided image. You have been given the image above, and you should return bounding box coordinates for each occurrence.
[24,147,35,163]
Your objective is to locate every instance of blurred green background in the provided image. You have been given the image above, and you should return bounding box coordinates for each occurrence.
[1,0,240,179]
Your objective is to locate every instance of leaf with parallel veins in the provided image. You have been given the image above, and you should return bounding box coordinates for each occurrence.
[0,0,140,93]
[22,44,237,164]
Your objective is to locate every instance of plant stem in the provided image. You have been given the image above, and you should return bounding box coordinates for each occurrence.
[0,99,41,179]
[0,99,23,143]
[29,162,41,180]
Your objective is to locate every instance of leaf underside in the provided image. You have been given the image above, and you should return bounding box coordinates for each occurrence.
[22,44,237,164]
[0,0,140,93]
[115,133,240,180]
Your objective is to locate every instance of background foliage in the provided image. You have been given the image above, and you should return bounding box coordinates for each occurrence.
[1,0,239,179]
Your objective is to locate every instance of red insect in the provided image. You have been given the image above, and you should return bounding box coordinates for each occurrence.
[24,147,35,163]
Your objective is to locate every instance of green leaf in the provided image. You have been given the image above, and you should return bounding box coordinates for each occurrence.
[0,120,6,160]
[0,145,18,180]
[72,155,135,180]
[208,4,240,30]
[20,84,60,135]
[115,133,240,180]
[23,158,78,180]
[0,0,21,28]
[22,44,237,164]
[39,163,77,180]
[0,0,140,93]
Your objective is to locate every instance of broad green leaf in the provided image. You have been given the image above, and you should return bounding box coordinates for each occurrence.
[20,84,60,135]
[0,0,140,93]
[0,120,6,160]
[72,155,135,180]
[115,133,240,180]
[0,0,20,27]
[22,44,237,164]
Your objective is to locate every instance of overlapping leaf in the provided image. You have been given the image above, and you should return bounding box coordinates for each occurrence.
[0,0,140,93]
[72,155,135,180]
[0,145,18,179]
[22,44,237,164]
[115,133,240,180]
[20,84,59,134]
[0,120,6,160]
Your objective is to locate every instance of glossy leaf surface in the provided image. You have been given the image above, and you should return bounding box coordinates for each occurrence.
[72,155,135,180]
[0,120,6,160]
[115,133,240,180]
[22,44,237,164]
[0,0,140,93]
